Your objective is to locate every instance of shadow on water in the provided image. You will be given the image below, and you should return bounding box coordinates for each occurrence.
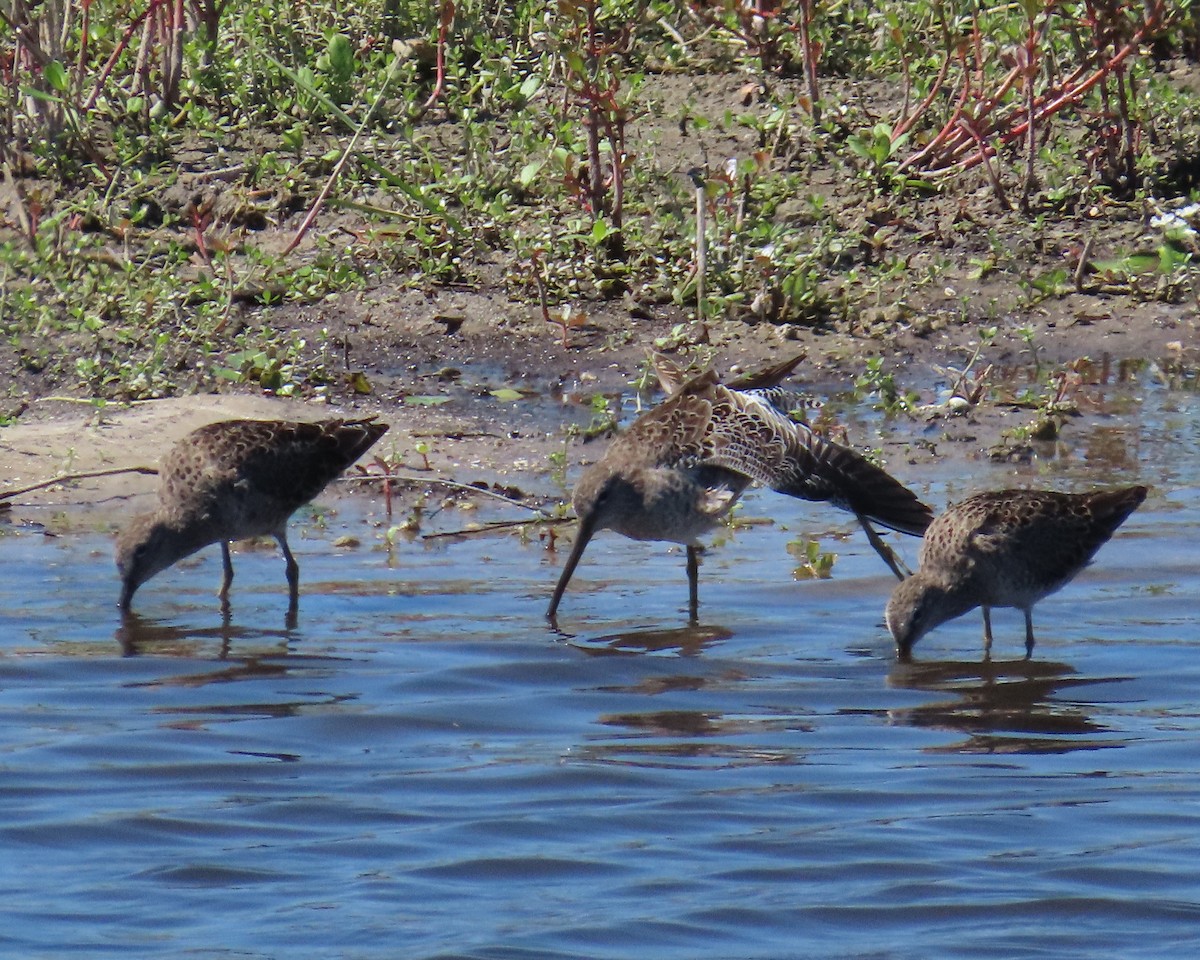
[886,655,1129,755]
[566,621,734,657]
[115,607,300,661]
[575,698,810,768]
[108,612,357,740]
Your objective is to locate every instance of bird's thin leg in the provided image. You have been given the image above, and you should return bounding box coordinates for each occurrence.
[276,532,300,608]
[219,542,235,600]
[982,606,994,660]
[1023,609,1035,660]
[686,545,700,623]
[856,514,911,581]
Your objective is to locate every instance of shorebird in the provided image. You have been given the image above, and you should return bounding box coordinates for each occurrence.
[547,363,933,622]
[116,417,388,611]
[886,485,1147,659]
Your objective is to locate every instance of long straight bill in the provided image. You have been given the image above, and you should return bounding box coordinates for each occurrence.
[547,513,597,622]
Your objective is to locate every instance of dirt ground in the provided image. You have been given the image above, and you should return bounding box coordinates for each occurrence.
[2,71,1198,520]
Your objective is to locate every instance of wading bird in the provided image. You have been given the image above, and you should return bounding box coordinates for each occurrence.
[116,417,388,611]
[548,363,932,622]
[886,485,1147,659]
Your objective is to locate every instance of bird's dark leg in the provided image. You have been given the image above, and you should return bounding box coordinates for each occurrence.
[856,514,912,581]
[1023,609,1035,660]
[276,532,300,608]
[686,545,700,623]
[982,606,994,660]
[219,542,235,600]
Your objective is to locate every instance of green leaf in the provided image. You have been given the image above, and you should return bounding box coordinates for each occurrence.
[1092,254,1157,276]
[43,60,68,93]
[403,395,452,406]
[846,136,870,160]
[355,156,460,231]
[518,74,542,100]
[326,33,354,79]
[262,52,357,131]
[1030,268,1070,296]
[489,387,525,402]
[1159,243,1192,273]
[518,159,546,188]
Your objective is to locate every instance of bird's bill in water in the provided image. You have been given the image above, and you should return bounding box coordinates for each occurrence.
[547,513,597,621]
[118,580,136,611]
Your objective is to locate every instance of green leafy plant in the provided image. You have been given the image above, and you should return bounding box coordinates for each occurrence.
[855,356,919,415]
[788,538,836,579]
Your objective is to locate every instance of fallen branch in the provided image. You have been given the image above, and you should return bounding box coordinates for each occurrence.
[341,472,548,513]
[422,516,573,541]
[0,466,159,502]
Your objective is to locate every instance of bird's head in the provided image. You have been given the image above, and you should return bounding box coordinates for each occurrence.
[885,575,953,658]
[115,514,177,610]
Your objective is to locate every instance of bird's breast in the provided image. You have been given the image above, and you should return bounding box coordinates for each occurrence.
[603,467,745,545]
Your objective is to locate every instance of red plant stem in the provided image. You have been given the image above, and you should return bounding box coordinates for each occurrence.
[76,0,91,98]
[583,2,606,218]
[411,0,454,122]
[600,106,625,230]
[964,11,1156,166]
[530,250,569,347]
[163,0,185,109]
[920,0,1164,178]
[958,117,1010,209]
[898,47,972,172]
[1083,0,1113,119]
[1022,12,1039,211]
[892,44,952,142]
[193,217,213,272]
[798,0,819,121]
[84,0,162,111]
[932,60,1077,169]
[132,6,156,104]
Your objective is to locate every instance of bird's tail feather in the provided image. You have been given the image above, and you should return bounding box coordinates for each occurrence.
[772,428,933,537]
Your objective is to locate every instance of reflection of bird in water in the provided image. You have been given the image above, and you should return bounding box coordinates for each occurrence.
[886,485,1147,660]
[116,418,388,611]
[548,358,932,622]
[887,657,1119,755]
[115,605,298,661]
[570,623,734,658]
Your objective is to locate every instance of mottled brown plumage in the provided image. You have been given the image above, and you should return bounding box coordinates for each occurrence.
[886,485,1147,659]
[115,417,388,610]
[548,367,933,621]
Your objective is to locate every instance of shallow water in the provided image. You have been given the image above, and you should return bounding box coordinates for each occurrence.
[2,377,1198,959]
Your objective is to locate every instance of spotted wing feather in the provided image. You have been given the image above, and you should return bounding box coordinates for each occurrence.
[705,387,932,536]
[161,418,387,523]
[610,372,931,536]
[945,487,1146,590]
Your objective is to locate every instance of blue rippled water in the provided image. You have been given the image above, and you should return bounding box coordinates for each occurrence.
[0,378,1197,960]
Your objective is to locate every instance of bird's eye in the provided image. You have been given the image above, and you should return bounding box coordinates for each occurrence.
[594,478,618,507]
